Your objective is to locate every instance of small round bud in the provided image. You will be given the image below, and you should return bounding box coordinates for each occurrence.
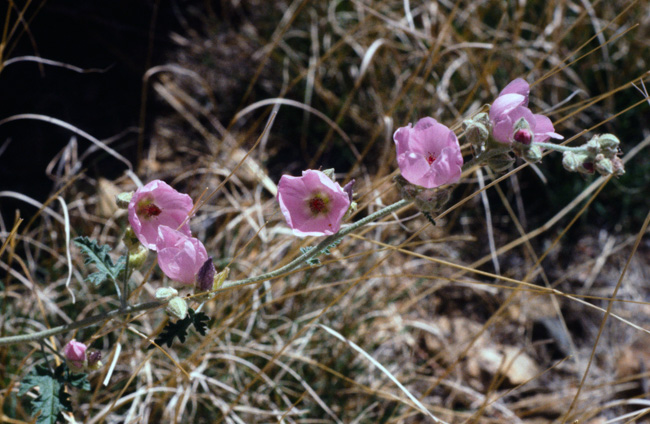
[611,156,625,176]
[166,297,188,320]
[522,145,543,163]
[155,287,178,301]
[123,227,141,251]
[562,151,584,172]
[128,245,148,269]
[594,155,614,176]
[514,129,533,145]
[463,120,489,147]
[116,192,134,209]
[597,133,620,150]
[86,350,102,371]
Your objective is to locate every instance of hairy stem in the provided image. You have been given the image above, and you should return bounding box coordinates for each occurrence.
[0,199,413,346]
[533,141,586,153]
[0,301,163,347]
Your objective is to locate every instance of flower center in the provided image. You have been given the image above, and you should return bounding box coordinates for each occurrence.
[426,152,437,165]
[137,201,162,219]
[308,194,329,215]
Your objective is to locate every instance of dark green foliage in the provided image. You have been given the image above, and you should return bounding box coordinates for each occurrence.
[73,236,125,286]
[18,364,90,424]
[149,308,210,350]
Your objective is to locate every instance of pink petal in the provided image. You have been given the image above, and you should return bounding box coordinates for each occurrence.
[498,78,530,105]
[393,117,463,188]
[533,114,563,142]
[489,93,526,122]
[128,180,194,251]
[277,170,350,237]
[156,226,208,285]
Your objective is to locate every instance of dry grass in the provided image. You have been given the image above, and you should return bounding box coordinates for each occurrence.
[1,0,650,423]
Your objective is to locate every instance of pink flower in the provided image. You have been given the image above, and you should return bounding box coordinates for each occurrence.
[155,226,208,285]
[393,117,463,188]
[64,339,87,370]
[128,180,194,251]
[277,170,350,237]
[490,78,563,144]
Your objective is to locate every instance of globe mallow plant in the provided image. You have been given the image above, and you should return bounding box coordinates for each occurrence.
[6,78,625,423]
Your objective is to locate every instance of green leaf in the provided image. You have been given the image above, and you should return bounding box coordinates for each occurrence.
[64,371,91,392]
[19,365,69,424]
[74,236,125,286]
[190,309,209,336]
[149,308,210,350]
[19,364,90,424]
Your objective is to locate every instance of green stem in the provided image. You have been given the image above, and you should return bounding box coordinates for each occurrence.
[533,141,587,153]
[0,301,163,347]
[0,199,413,346]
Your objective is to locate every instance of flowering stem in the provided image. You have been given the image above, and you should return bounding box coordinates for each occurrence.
[221,198,412,289]
[0,199,413,346]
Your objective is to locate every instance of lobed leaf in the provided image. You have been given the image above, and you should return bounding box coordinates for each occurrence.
[73,236,126,286]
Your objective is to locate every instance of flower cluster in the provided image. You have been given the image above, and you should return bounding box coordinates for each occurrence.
[63,340,102,373]
[125,180,217,310]
[562,133,624,176]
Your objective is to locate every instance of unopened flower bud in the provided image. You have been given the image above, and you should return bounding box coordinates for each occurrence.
[513,129,533,145]
[116,192,134,209]
[463,120,489,147]
[64,340,87,372]
[562,152,583,172]
[155,287,178,301]
[128,245,148,269]
[195,258,216,292]
[594,155,614,176]
[86,350,102,371]
[343,179,355,202]
[522,145,543,163]
[123,227,141,251]
[166,296,188,320]
[487,154,515,173]
[597,133,620,150]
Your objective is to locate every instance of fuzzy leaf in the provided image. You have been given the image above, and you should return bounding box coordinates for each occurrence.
[74,236,126,286]
[149,308,210,350]
[19,365,71,424]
